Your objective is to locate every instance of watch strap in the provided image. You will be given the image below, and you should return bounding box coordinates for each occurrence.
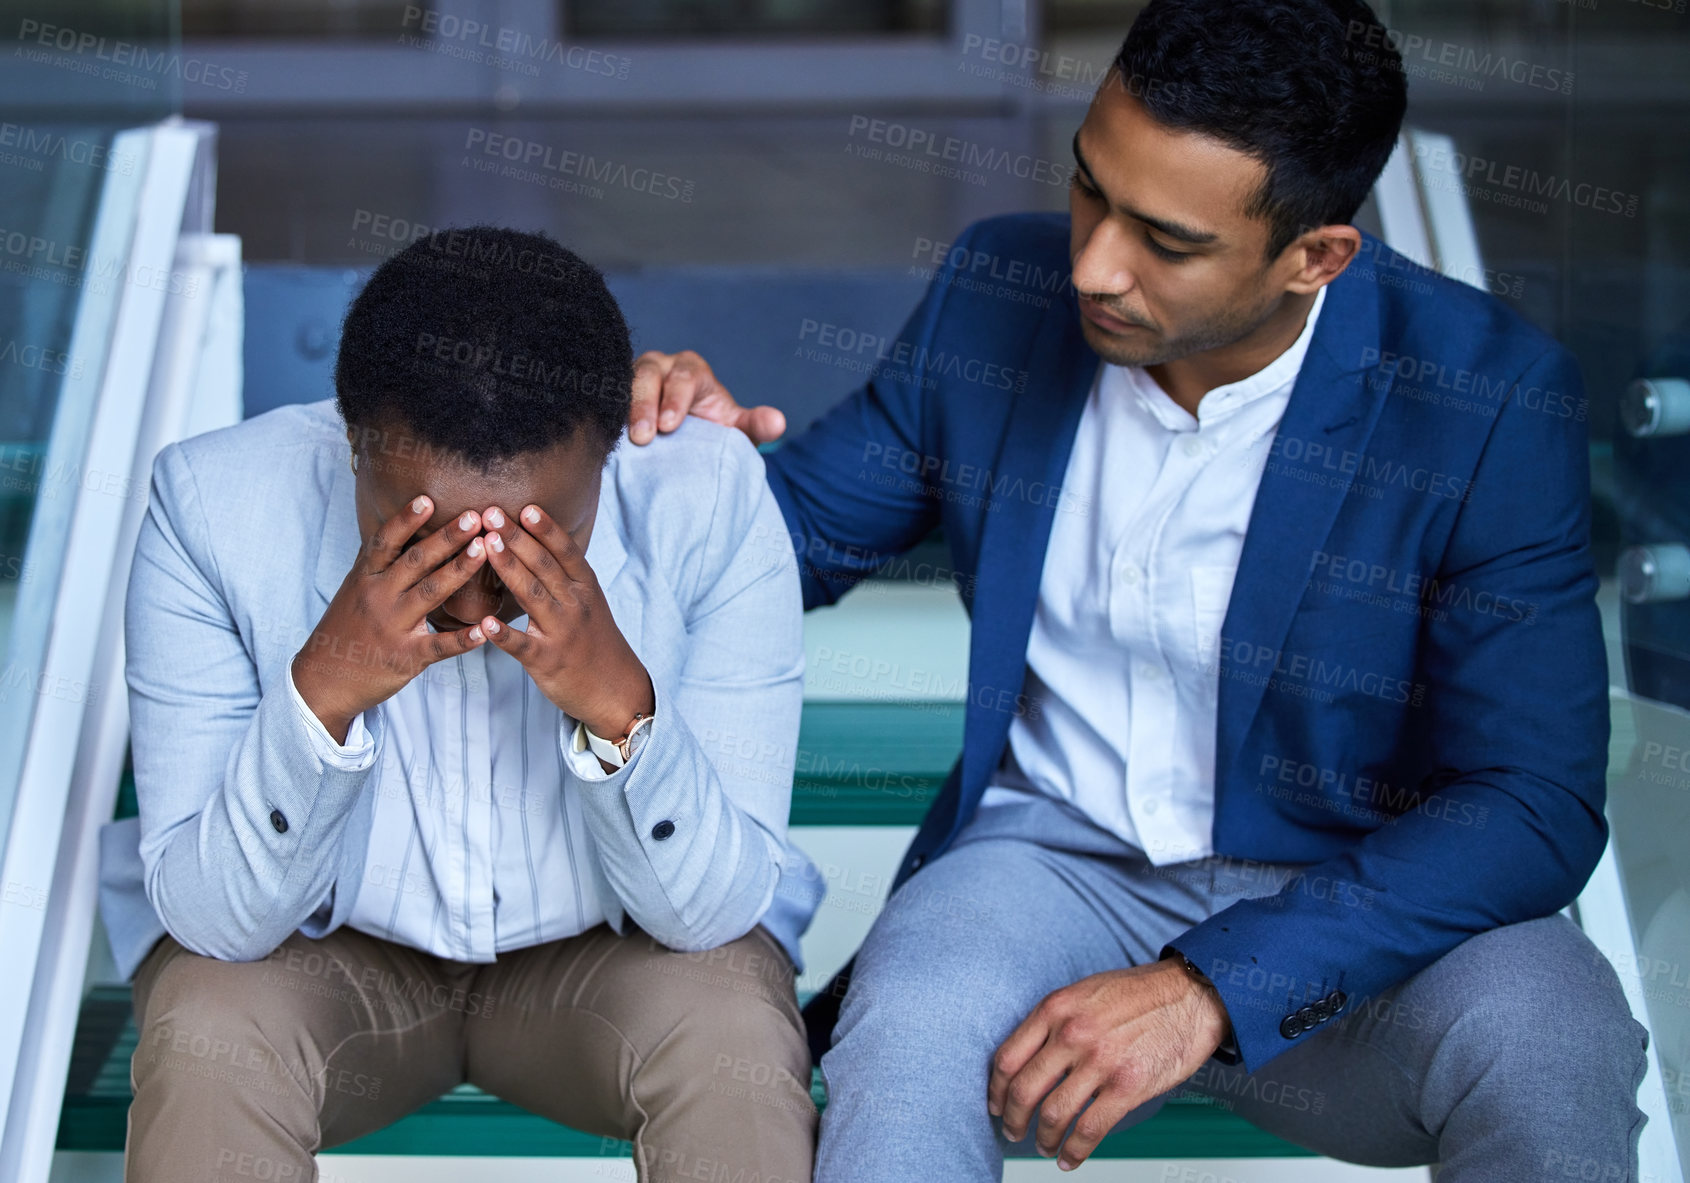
[582,720,626,768]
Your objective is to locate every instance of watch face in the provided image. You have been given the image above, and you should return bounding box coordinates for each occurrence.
[622,715,653,759]
[618,713,648,757]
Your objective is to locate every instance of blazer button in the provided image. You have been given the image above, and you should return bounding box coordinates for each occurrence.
[1279,1015,1303,1039]
[650,820,676,841]
[1329,991,1347,1015]
[910,854,926,871]
[1296,1005,1317,1027]
[269,809,288,834]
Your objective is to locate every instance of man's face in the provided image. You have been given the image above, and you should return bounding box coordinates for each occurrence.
[349,420,605,633]
[1068,77,1303,368]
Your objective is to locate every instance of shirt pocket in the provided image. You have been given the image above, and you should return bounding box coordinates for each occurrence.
[1191,564,1237,672]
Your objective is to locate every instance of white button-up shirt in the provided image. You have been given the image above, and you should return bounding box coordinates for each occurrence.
[984,286,1326,862]
[289,615,629,963]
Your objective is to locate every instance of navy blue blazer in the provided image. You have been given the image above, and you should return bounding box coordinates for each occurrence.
[766,212,1607,1071]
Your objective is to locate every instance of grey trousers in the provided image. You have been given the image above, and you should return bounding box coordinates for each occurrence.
[126,921,816,1183]
[815,791,1653,1182]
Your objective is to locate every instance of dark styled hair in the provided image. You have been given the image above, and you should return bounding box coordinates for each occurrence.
[1114,0,1408,258]
[335,225,633,469]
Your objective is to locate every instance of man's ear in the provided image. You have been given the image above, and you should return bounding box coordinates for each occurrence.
[1284,225,1362,295]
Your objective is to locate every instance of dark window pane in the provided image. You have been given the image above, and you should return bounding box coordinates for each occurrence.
[565,0,945,39]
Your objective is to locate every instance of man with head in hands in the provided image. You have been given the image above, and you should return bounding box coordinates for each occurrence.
[626,0,1651,1179]
[98,225,823,1183]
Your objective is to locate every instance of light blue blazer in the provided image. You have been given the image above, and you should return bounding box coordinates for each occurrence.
[98,398,823,983]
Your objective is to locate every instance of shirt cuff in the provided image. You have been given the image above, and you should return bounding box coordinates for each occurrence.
[286,663,376,770]
[564,715,653,782]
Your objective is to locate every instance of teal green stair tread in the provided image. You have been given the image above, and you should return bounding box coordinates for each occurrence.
[319,1091,1312,1159]
[59,1088,1311,1160]
[115,763,137,822]
[766,699,962,825]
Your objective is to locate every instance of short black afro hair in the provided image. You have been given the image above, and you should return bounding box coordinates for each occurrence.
[1115,0,1408,259]
[335,225,633,469]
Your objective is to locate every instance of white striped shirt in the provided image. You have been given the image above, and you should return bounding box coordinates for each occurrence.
[290,614,624,962]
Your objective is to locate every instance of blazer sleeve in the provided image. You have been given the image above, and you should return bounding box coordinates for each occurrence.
[1169,347,1609,1071]
[761,225,1002,608]
[126,441,385,962]
[564,427,808,954]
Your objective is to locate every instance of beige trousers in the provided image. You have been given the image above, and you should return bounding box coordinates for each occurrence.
[125,921,816,1183]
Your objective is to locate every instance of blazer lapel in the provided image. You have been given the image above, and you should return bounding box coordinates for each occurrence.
[956,307,1098,822]
[1213,258,1397,789]
[586,467,636,644]
[314,444,362,608]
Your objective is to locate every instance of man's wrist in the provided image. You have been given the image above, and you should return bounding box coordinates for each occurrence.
[1164,950,1241,1064]
[580,666,656,741]
[290,654,355,745]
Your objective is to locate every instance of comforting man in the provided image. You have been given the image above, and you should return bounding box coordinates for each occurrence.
[97,226,822,1183]
[628,0,1651,1179]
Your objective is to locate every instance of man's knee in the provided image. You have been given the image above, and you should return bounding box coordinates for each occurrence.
[828,931,1021,1089]
[132,949,318,1103]
[642,934,812,1100]
[1536,1146,1634,1181]
[841,885,1035,1050]
[688,979,807,1071]
[1420,916,1648,1077]
[202,1148,311,1182]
